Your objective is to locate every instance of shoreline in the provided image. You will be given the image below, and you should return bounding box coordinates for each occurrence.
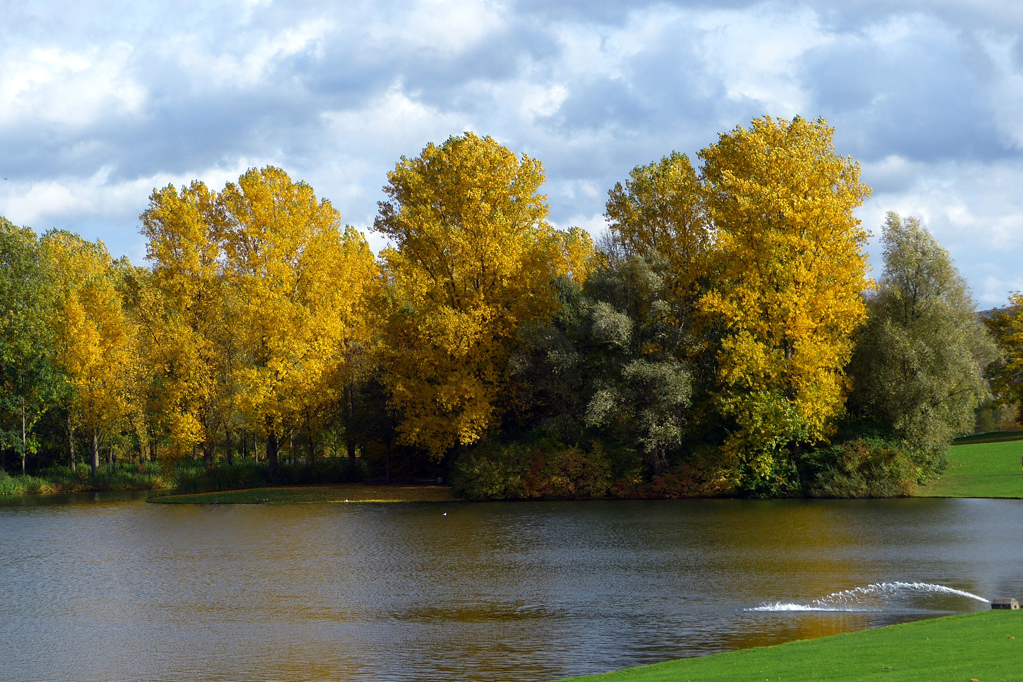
[556,610,1022,681]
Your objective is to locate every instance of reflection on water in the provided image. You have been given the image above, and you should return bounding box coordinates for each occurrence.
[1,496,1021,681]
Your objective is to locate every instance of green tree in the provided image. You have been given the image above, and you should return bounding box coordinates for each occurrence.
[579,255,695,475]
[0,218,56,475]
[509,253,706,477]
[849,212,996,473]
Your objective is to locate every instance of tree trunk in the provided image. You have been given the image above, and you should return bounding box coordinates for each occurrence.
[91,428,99,475]
[344,383,357,460]
[306,424,316,464]
[67,413,76,472]
[266,420,279,475]
[21,397,27,477]
[203,437,213,468]
[226,429,234,466]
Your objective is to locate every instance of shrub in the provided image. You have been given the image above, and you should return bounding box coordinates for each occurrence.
[611,448,731,499]
[451,438,613,500]
[172,458,368,494]
[802,437,916,498]
[519,441,612,499]
[451,448,523,501]
[0,470,54,495]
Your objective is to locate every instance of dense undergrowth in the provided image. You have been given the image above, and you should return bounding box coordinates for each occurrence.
[451,432,925,501]
[170,458,367,494]
[0,462,168,495]
[0,457,368,497]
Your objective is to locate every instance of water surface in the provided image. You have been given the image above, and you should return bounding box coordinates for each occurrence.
[1,496,1020,681]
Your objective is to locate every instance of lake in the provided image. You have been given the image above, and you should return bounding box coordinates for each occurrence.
[1,495,1020,681]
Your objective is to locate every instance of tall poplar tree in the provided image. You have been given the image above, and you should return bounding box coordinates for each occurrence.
[374,133,581,459]
[43,232,141,473]
[220,167,378,473]
[605,151,710,297]
[986,292,1023,415]
[699,116,871,490]
[139,181,231,465]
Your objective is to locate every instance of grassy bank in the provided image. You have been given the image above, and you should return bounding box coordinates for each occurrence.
[952,430,1023,446]
[916,439,1023,498]
[0,463,170,495]
[560,610,1022,681]
[149,483,454,504]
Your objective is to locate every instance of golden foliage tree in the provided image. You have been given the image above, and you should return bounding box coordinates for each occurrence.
[605,151,710,295]
[220,166,379,472]
[42,232,141,473]
[698,116,871,487]
[374,132,584,458]
[138,181,231,464]
[985,292,1023,416]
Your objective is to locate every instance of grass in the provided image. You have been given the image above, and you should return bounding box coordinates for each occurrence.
[149,483,454,504]
[916,439,1023,498]
[0,463,170,496]
[559,611,1023,681]
[952,430,1023,446]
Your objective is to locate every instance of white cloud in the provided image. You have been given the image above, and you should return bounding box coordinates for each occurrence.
[860,157,1023,304]
[322,86,474,158]
[695,6,830,117]
[0,160,263,254]
[0,42,145,127]
[166,18,334,89]
[364,0,507,54]
[2,0,1023,307]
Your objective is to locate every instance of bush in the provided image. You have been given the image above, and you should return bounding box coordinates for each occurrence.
[0,470,55,495]
[450,446,524,500]
[519,441,612,499]
[801,437,916,498]
[610,448,731,499]
[451,438,613,501]
[172,457,368,494]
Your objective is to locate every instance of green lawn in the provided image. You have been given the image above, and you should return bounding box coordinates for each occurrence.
[916,439,1023,498]
[559,611,1022,682]
[951,430,1023,446]
[148,484,454,504]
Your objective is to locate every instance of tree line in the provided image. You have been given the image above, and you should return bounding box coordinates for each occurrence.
[2,117,1021,497]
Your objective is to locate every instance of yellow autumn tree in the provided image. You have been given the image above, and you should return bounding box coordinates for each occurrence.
[698,116,871,490]
[42,232,142,473]
[374,132,583,459]
[605,151,710,296]
[985,292,1023,416]
[219,166,378,472]
[138,181,232,464]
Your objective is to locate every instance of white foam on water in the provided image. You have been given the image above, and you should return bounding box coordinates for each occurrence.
[749,603,874,613]
[747,581,989,613]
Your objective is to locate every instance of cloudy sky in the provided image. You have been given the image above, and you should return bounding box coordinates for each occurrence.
[2,0,1022,306]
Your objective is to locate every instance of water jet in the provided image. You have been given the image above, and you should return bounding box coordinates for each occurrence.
[750,582,990,613]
